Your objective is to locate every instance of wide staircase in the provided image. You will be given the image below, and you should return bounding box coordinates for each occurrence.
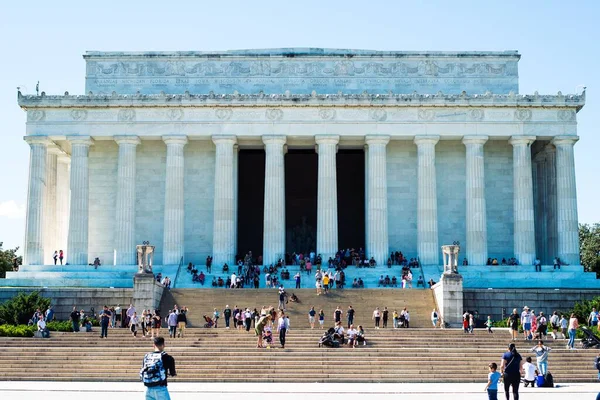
[161,289,434,327]
[0,289,597,383]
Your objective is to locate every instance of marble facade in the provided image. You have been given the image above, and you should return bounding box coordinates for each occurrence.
[18,49,585,267]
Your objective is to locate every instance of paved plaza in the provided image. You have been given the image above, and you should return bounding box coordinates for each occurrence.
[0,382,598,400]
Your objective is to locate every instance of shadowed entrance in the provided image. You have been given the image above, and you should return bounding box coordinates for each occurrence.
[285,150,318,258]
[237,150,265,260]
[337,150,365,250]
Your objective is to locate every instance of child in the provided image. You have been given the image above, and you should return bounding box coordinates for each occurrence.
[485,316,493,334]
[559,315,568,340]
[318,309,325,329]
[484,362,501,400]
[463,315,469,334]
[523,356,538,387]
[263,326,273,348]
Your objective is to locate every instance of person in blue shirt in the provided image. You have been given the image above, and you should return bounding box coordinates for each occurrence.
[484,362,501,400]
[589,308,599,327]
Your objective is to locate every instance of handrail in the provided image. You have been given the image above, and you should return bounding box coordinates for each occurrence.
[173,256,184,289]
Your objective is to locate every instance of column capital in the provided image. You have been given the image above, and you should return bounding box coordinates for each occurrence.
[23,136,53,146]
[462,135,489,146]
[508,136,536,146]
[114,135,141,146]
[365,134,390,146]
[67,135,94,147]
[212,135,237,146]
[414,135,440,146]
[262,135,287,146]
[552,135,579,146]
[162,135,188,146]
[315,134,340,145]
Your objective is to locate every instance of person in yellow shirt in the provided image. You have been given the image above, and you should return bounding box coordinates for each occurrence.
[323,274,330,294]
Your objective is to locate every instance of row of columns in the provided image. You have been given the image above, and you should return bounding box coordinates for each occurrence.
[23,134,581,267]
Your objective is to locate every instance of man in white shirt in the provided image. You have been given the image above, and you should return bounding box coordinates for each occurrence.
[347,324,358,348]
[549,312,560,339]
[333,321,345,343]
[37,315,48,338]
[277,311,289,349]
[230,273,237,288]
[523,356,537,387]
[521,307,532,340]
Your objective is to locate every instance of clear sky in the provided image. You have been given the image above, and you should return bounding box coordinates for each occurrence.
[0,0,598,252]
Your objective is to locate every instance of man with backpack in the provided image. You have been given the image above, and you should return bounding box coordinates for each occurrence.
[141,337,177,400]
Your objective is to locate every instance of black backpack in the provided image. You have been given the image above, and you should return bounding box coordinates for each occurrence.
[543,372,554,387]
[595,356,600,371]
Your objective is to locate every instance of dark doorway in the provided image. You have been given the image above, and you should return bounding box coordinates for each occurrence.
[285,150,318,256]
[337,150,365,250]
[237,150,265,260]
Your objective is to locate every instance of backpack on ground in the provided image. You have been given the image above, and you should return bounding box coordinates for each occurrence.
[542,372,554,387]
[140,351,166,385]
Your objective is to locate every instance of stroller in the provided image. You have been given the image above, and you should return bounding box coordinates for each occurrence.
[581,326,600,349]
[203,315,215,328]
[318,328,340,348]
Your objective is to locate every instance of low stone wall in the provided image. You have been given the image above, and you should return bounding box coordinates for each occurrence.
[463,289,600,322]
[0,288,133,321]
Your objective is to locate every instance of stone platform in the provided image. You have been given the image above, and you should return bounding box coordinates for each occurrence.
[2,263,597,290]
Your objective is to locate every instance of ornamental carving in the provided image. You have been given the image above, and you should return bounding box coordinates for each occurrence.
[557,110,575,121]
[118,109,136,121]
[265,108,283,121]
[28,110,45,122]
[90,60,513,78]
[514,109,532,121]
[369,108,387,122]
[70,109,88,121]
[469,109,484,121]
[418,109,435,121]
[318,108,336,120]
[166,108,184,121]
[215,108,233,121]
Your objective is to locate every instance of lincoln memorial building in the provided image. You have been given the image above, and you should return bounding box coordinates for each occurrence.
[17,49,585,269]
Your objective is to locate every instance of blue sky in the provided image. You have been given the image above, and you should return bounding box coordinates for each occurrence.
[0,0,598,252]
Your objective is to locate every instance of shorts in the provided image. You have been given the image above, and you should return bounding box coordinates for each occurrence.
[319,319,324,325]
[524,322,531,331]
[309,316,315,323]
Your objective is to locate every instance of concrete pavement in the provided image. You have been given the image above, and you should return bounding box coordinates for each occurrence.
[0,382,599,399]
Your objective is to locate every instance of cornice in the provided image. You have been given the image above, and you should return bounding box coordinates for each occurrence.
[17,91,585,111]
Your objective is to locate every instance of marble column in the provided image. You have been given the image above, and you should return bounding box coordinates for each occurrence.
[552,136,580,265]
[67,136,93,265]
[212,135,237,267]
[365,135,390,265]
[43,145,61,264]
[415,136,440,265]
[462,136,489,265]
[509,136,536,266]
[23,137,50,265]
[233,144,239,259]
[316,135,339,261]
[262,135,286,266]
[114,136,140,265]
[162,135,188,265]
[55,154,70,257]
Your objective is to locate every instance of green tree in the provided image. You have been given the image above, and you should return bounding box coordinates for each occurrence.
[0,242,22,279]
[580,223,600,276]
[0,291,50,325]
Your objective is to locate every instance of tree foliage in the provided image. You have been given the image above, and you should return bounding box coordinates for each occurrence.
[580,223,600,276]
[0,242,22,279]
[0,291,50,325]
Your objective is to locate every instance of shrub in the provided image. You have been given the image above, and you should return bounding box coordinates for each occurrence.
[0,291,51,325]
[46,321,73,332]
[0,324,35,337]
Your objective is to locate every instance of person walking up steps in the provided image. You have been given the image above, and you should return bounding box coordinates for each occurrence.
[484,362,501,400]
[373,307,381,329]
[308,307,316,329]
[347,306,355,328]
[500,343,524,400]
[382,307,389,328]
[277,310,289,349]
[140,337,176,400]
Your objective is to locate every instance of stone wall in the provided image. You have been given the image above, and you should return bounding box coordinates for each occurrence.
[463,289,600,322]
[135,141,167,264]
[484,140,514,260]
[387,141,418,257]
[0,288,133,321]
[184,140,215,264]
[436,141,466,264]
[89,141,118,264]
